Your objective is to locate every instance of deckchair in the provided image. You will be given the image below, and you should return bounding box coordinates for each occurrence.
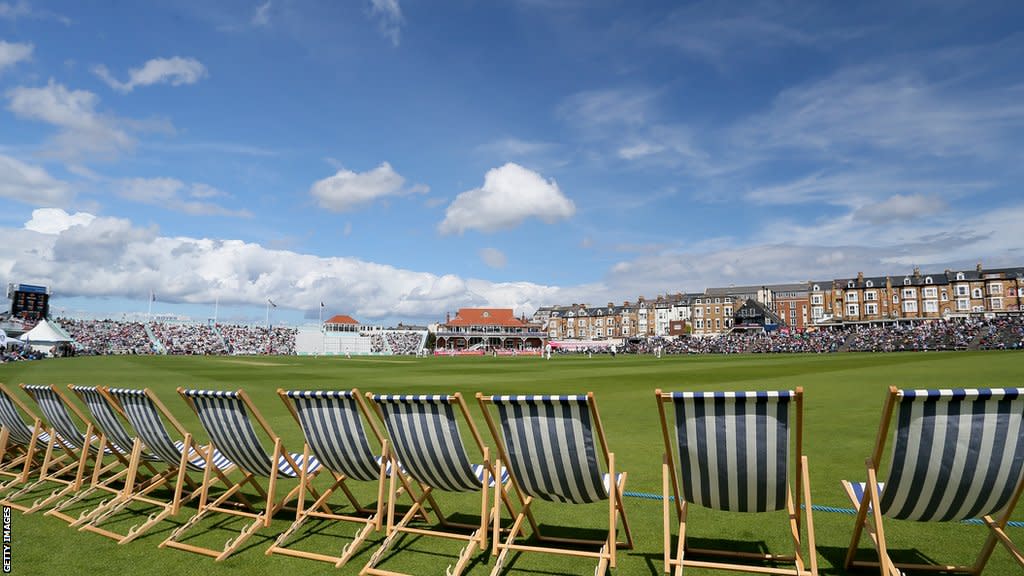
[655,388,817,576]
[2,384,100,514]
[477,393,634,576]
[44,385,161,524]
[361,393,509,576]
[0,383,54,492]
[268,388,420,567]
[68,386,234,543]
[166,388,319,561]
[841,387,1024,575]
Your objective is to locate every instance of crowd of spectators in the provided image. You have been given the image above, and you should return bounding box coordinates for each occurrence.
[217,324,297,355]
[747,329,847,354]
[368,331,426,355]
[60,318,157,355]
[845,318,981,352]
[150,322,229,355]
[977,316,1024,350]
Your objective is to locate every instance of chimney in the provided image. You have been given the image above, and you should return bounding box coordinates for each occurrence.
[857,271,864,283]
[913,266,921,279]
[977,261,984,273]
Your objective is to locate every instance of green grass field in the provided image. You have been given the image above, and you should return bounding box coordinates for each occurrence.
[1,351,1022,575]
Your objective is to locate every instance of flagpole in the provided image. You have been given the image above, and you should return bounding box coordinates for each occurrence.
[214,296,219,324]
[147,291,153,321]
[266,300,270,328]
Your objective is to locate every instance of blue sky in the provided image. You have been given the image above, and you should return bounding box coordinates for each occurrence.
[1,0,1023,326]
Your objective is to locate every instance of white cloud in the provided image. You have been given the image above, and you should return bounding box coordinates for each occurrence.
[853,194,946,225]
[0,214,577,321]
[439,163,575,235]
[0,1,69,24]
[93,57,208,93]
[6,80,135,160]
[24,208,95,234]
[0,40,32,71]
[618,141,664,160]
[558,88,656,133]
[118,178,251,217]
[369,0,403,46]
[310,162,425,212]
[479,247,507,269]
[477,137,554,158]
[251,1,271,27]
[0,154,73,206]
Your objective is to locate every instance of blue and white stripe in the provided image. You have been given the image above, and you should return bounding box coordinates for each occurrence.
[488,395,608,504]
[879,388,1024,522]
[284,390,380,481]
[71,386,150,458]
[107,388,233,472]
[182,389,319,478]
[669,390,793,513]
[23,385,97,452]
[371,395,483,492]
[0,387,43,447]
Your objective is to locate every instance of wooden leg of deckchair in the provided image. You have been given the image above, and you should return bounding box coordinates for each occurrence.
[608,453,616,569]
[801,456,819,576]
[490,496,531,576]
[674,500,688,576]
[362,486,433,574]
[217,514,267,562]
[118,505,176,544]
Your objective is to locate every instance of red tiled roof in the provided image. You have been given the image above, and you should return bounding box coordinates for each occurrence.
[446,308,525,327]
[325,314,360,325]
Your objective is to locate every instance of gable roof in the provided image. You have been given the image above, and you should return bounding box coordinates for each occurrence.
[325,314,360,325]
[446,308,525,327]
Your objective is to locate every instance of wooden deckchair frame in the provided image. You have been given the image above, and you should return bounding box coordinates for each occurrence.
[163,387,317,562]
[45,384,164,524]
[0,383,56,492]
[477,392,633,576]
[2,384,98,514]
[360,392,512,576]
[267,387,415,567]
[655,387,818,576]
[71,386,239,544]
[842,386,1024,575]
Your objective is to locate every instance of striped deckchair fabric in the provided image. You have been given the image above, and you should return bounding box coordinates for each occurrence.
[76,386,238,544]
[656,388,817,576]
[268,388,398,567]
[478,393,633,576]
[0,383,50,491]
[842,386,1024,575]
[179,389,318,478]
[669,390,792,513]
[165,388,315,562]
[44,385,162,525]
[362,392,505,576]
[490,395,608,504]
[3,385,99,514]
[372,394,484,492]
[108,387,232,472]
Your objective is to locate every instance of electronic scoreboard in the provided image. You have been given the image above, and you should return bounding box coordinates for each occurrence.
[7,283,50,320]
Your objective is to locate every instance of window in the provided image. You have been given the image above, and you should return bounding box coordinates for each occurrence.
[811,294,823,305]
[847,304,859,316]
[695,308,703,318]
[695,320,703,329]
[893,294,899,304]
[923,287,937,298]
[988,283,1003,295]
[956,285,969,296]
[990,297,1003,310]
[724,307,732,315]
[567,318,574,326]
[847,281,855,289]
[903,300,918,313]
[715,319,721,329]
[865,303,878,315]
[812,306,824,319]
[715,307,720,315]
[941,290,948,302]
[902,288,916,299]
[846,292,859,302]
[813,284,820,291]
[956,298,969,311]
[904,277,911,285]
[924,300,938,313]
[865,291,877,301]
[956,272,965,280]
[925,276,933,284]
[972,288,983,299]
[866,280,874,287]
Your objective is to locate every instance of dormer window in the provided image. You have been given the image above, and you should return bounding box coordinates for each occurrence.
[956,272,965,281]
[925,277,933,285]
[904,277,911,285]
[813,284,820,291]
[847,281,855,288]
[866,280,874,287]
